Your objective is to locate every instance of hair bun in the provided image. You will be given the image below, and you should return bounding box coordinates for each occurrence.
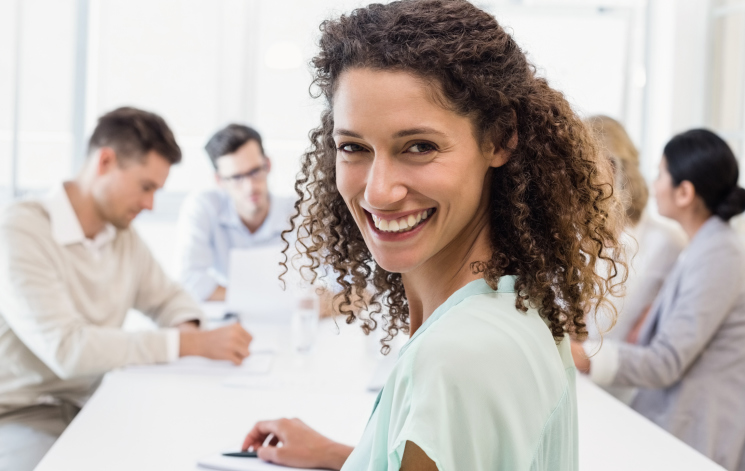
[716,185,745,221]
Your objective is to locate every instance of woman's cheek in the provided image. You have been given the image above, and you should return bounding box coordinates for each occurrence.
[336,160,367,206]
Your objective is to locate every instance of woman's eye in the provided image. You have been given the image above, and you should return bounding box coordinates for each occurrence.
[406,143,436,154]
[338,143,366,153]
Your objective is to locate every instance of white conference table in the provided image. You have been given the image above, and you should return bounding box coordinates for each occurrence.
[36,316,723,471]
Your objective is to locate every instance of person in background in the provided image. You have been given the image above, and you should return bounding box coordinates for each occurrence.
[175,124,295,302]
[0,107,252,471]
[584,115,686,403]
[573,129,745,471]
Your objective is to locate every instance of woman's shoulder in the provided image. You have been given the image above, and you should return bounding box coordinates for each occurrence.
[687,217,745,263]
[422,292,565,354]
[403,291,572,406]
[385,292,577,469]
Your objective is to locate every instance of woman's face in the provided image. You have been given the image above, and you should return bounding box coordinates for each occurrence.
[653,156,676,219]
[333,68,504,274]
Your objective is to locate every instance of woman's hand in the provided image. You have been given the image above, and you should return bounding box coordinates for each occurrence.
[242,418,353,470]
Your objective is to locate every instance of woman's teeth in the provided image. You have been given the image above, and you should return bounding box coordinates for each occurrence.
[371,209,433,233]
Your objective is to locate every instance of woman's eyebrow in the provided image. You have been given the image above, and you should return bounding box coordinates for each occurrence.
[393,127,446,138]
[333,129,363,138]
[333,127,447,139]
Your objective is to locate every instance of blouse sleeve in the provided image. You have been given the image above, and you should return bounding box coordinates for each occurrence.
[384,324,571,471]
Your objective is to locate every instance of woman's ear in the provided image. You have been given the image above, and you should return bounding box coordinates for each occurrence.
[673,180,697,208]
[487,112,518,168]
[488,129,517,168]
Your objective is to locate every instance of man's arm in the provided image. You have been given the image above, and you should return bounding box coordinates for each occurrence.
[0,226,174,379]
[131,228,206,328]
[132,231,252,364]
[175,193,224,302]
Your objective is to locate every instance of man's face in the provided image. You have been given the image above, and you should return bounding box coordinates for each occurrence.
[215,140,270,222]
[92,150,171,229]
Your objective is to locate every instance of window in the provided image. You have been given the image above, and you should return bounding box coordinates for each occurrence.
[708,0,745,231]
[708,0,745,166]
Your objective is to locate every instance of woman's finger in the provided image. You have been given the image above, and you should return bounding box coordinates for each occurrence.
[257,445,288,465]
[242,429,267,451]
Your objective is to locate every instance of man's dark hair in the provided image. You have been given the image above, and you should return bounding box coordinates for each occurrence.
[87,107,181,164]
[204,124,265,169]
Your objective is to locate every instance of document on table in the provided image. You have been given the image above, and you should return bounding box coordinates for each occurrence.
[197,451,326,471]
[123,353,274,376]
[226,245,295,317]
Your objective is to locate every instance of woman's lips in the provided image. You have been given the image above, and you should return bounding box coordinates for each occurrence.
[364,208,436,241]
[369,208,434,233]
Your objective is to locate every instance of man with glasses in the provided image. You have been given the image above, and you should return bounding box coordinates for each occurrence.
[176,124,295,302]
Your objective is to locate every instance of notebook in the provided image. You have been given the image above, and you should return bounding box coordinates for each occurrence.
[197,451,326,471]
[124,352,274,376]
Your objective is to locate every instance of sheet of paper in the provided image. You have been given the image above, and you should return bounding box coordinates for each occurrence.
[243,326,281,354]
[123,353,274,376]
[226,245,296,317]
[197,451,326,471]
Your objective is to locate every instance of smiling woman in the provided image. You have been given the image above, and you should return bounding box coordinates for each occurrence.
[290,3,623,347]
[241,1,625,470]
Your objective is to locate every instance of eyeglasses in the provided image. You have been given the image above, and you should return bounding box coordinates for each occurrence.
[219,164,268,184]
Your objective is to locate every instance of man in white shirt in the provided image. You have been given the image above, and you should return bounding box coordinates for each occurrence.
[0,107,252,471]
[176,124,295,302]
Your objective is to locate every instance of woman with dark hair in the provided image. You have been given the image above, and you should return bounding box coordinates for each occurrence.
[574,129,745,471]
[240,0,624,469]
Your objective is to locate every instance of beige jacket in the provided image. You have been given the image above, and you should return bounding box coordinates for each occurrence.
[0,190,204,414]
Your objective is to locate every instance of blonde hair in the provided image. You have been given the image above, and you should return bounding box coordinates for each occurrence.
[587,115,649,225]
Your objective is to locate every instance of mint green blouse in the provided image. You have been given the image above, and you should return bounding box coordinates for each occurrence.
[342,277,578,471]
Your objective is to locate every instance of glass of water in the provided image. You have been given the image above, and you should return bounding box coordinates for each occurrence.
[291,289,320,354]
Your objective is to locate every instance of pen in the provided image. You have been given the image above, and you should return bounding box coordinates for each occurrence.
[227,432,275,458]
[222,451,258,458]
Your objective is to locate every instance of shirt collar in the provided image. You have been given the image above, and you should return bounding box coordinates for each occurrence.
[399,276,517,358]
[41,183,117,247]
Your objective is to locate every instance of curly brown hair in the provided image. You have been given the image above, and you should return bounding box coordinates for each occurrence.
[283,0,624,351]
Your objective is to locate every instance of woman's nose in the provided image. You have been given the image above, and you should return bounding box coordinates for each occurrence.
[363,154,408,209]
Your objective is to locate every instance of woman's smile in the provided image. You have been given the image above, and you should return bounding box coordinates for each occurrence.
[364,208,436,241]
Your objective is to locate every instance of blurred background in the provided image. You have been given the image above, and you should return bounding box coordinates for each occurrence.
[1,0,743,272]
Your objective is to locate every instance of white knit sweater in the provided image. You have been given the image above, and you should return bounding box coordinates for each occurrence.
[0,197,204,414]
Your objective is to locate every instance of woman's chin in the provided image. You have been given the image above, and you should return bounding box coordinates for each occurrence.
[371,252,422,275]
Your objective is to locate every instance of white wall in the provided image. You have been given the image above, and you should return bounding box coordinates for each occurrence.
[641,0,711,179]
